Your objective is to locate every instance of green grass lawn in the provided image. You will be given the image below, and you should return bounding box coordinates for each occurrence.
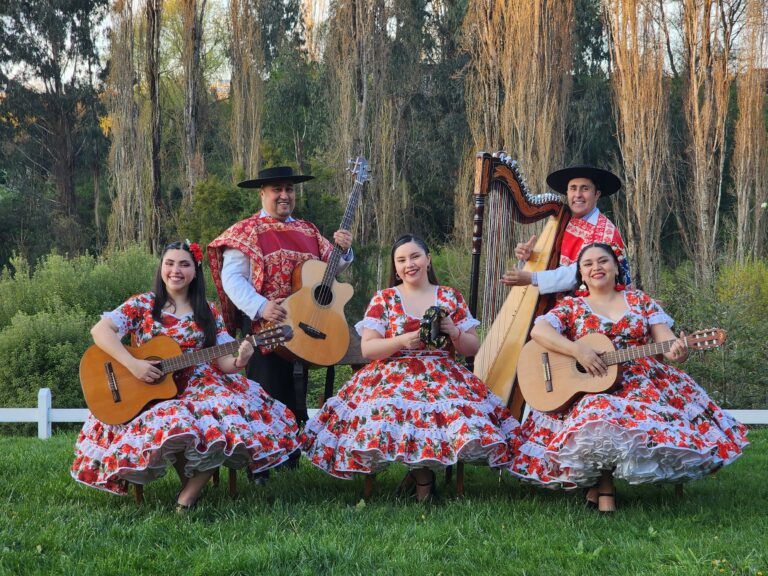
[1,429,766,576]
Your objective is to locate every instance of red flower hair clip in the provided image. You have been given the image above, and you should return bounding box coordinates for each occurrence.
[186,240,203,265]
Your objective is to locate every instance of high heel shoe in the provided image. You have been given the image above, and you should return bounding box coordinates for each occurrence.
[415,470,436,503]
[584,487,598,510]
[396,471,417,497]
[175,488,202,513]
[597,491,616,513]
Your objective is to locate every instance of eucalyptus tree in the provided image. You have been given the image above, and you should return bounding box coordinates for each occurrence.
[0,0,109,253]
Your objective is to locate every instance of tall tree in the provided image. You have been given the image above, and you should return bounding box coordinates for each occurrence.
[605,0,671,293]
[730,0,767,261]
[461,0,573,241]
[145,0,163,253]
[0,0,108,248]
[106,0,145,249]
[181,0,207,202]
[230,0,265,180]
[678,0,743,285]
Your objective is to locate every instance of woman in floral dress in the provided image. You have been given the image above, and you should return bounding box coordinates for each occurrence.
[302,234,521,501]
[71,241,299,510]
[508,243,748,512]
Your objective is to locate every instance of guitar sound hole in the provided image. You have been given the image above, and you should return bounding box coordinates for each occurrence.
[313,284,333,306]
[575,362,588,375]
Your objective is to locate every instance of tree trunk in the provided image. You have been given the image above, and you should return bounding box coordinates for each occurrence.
[182,0,207,203]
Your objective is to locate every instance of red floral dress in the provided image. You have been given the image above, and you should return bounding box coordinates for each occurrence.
[508,290,748,488]
[301,286,522,479]
[71,293,299,495]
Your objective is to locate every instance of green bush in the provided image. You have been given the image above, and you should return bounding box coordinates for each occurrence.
[0,247,157,331]
[659,259,768,408]
[0,309,93,408]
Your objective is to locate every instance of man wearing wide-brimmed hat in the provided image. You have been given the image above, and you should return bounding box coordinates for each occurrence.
[501,165,631,293]
[208,167,353,428]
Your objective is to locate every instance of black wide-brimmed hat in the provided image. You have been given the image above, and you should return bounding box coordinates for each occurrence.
[237,166,315,189]
[546,165,622,197]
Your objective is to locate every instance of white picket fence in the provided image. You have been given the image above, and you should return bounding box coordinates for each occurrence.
[2,389,767,439]
[0,388,326,439]
[1,389,766,439]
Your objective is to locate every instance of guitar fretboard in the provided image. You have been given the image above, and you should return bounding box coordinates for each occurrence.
[160,339,244,374]
[601,340,675,365]
[320,166,366,288]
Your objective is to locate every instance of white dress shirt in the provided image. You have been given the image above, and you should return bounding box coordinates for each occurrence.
[532,208,600,295]
[220,211,353,320]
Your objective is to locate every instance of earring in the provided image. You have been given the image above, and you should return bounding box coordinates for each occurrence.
[614,283,625,292]
[574,283,590,297]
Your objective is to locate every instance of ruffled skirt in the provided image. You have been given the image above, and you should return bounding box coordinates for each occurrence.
[302,351,522,479]
[71,370,299,495]
[508,359,748,488]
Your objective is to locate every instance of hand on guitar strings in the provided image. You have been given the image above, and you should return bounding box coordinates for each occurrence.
[130,358,163,383]
[262,300,288,323]
[235,338,255,366]
[664,331,689,363]
[333,229,353,252]
[573,342,608,377]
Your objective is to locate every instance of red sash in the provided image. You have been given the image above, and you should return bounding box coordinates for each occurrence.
[559,212,626,266]
[208,214,333,335]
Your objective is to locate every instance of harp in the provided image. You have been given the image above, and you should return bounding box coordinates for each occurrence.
[468,152,571,421]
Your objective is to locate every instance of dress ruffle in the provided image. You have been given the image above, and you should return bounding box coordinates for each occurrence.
[511,389,747,488]
[71,293,299,496]
[71,369,299,495]
[508,291,748,488]
[302,350,521,479]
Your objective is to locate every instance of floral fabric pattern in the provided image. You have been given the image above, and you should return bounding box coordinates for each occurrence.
[71,293,299,495]
[508,290,748,488]
[302,286,522,478]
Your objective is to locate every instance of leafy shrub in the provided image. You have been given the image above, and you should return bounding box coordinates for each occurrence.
[0,247,157,331]
[659,260,768,408]
[0,309,93,408]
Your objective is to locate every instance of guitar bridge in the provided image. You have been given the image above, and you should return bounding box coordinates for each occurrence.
[298,322,327,340]
[104,362,121,403]
[541,352,553,393]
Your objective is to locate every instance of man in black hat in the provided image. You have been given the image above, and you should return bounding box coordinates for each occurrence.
[208,167,353,434]
[501,165,631,293]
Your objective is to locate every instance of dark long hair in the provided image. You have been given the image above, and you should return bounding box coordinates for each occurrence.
[574,242,621,292]
[152,241,216,347]
[388,234,440,287]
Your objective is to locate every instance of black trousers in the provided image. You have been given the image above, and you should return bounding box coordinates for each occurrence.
[246,351,309,424]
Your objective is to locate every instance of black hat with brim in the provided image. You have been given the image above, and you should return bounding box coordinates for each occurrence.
[546,165,622,197]
[237,166,315,188]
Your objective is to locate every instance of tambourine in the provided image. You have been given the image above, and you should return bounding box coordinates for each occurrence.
[419,306,448,348]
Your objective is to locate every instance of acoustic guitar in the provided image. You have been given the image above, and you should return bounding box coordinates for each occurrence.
[79,325,293,425]
[277,157,369,366]
[516,328,727,413]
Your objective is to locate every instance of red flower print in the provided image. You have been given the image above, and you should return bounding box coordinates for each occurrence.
[367,304,385,319]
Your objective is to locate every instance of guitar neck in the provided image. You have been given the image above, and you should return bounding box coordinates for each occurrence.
[160,337,249,374]
[601,339,675,366]
[321,176,365,285]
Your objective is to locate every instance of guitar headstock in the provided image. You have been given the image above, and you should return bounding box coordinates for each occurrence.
[348,156,369,183]
[686,328,727,350]
[251,325,294,350]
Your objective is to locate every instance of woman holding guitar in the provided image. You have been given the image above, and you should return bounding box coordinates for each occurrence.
[302,234,522,501]
[71,241,299,511]
[508,243,748,512]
